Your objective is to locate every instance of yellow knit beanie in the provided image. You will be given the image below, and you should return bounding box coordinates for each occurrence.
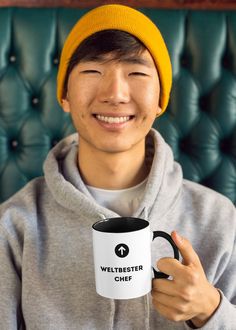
[57,4,172,115]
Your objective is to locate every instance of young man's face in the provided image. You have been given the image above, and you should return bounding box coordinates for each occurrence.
[62,48,161,155]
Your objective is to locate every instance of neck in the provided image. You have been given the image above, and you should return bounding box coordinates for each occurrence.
[78,140,149,190]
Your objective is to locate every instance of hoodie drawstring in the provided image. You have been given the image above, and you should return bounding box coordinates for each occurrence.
[109,299,115,330]
[145,294,150,330]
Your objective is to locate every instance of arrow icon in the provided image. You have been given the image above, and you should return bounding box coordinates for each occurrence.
[115,243,129,258]
[118,246,126,256]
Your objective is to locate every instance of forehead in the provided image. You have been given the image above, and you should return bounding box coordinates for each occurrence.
[80,49,157,68]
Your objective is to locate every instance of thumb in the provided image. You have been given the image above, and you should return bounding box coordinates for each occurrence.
[171,231,201,267]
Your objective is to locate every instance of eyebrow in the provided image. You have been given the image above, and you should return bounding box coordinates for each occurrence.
[120,57,153,68]
[82,55,153,68]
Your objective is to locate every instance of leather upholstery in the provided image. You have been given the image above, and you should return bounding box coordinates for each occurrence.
[0,8,236,204]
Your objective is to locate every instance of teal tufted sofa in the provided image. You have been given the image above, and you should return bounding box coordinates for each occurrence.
[0,7,236,204]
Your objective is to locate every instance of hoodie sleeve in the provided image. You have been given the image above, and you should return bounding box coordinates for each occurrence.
[0,221,24,329]
[185,292,236,330]
[185,205,236,330]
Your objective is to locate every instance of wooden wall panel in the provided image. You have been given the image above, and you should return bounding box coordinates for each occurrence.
[0,0,236,10]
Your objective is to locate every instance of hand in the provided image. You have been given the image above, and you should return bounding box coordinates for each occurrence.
[151,231,221,327]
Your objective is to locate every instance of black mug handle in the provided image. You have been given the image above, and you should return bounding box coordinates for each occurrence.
[152,231,180,279]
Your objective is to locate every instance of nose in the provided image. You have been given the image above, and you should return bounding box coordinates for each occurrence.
[97,71,130,105]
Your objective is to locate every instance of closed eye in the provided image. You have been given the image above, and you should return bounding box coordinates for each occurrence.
[80,70,101,74]
[129,72,148,76]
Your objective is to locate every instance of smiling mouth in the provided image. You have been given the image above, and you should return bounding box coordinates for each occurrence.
[94,114,134,124]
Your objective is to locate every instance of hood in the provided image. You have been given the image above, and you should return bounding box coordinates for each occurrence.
[43,128,183,221]
[139,129,183,221]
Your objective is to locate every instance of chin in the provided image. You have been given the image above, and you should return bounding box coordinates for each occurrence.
[97,143,133,154]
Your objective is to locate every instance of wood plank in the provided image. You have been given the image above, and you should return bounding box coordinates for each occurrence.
[0,0,236,10]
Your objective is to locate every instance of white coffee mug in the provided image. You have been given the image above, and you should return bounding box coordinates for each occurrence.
[92,217,179,300]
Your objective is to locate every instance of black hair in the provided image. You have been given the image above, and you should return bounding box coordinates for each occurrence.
[63,29,146,98]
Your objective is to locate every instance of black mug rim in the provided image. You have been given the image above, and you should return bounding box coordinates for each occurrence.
[92,217,149,233]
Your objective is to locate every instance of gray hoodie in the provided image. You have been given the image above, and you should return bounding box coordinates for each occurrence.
[0,129,235,330]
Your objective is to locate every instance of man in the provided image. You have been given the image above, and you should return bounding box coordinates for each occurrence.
[0,4,235,329]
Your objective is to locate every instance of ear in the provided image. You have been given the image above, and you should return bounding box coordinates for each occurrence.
[61,97,71,113]
[156,106,162,117]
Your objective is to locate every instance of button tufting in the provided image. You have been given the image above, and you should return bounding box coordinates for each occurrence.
[222,55,232,70]
[52,139,59,147]
[180,54,190,68]
[180,138,192,153]
[220,138,232,153]
[53,58,59,65]
[199,96,209,112]
[32,97,39,105]
[11,140,18,149]
[9,55,16,63]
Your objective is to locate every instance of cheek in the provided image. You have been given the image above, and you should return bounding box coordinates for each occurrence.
[68,87,94,115]
[140,87,160,115]
[135,85,160,128]
[134,78,160,106]
[68,75,98,106]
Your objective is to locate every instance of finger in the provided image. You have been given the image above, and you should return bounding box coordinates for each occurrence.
[152,291,177,307]
[171,231,202,267]
[152,297,182,322]
[156,257,185,278]
[152,278,178,296]
[152,293,194,323]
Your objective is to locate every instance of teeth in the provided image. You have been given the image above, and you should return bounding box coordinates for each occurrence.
[96,115,131,124]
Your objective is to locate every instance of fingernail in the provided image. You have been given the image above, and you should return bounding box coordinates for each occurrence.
[174,231,183,243]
